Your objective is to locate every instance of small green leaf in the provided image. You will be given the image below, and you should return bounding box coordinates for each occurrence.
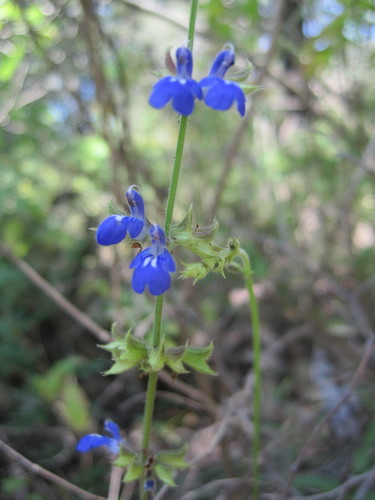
[114,449,136,468]
[59,376,92,432]
[172,204,193,232]
[154,464,176,487]
[239,83,262,95]
[227,60,254,82]
[180,261,211,283]
[99,340,122,353]
[157,445,190,469]
[104,360,138,375]
[164,346,188,373]
[111,322,125,341]
[165,358,189,374]
[183,343,217,376]
[101,328,148,373]
[123,331,148,361]
[123,462,143,482]
[108,201,126,216]
[32,356,82,401]
[164,346,185,360]
[147,338,165,372]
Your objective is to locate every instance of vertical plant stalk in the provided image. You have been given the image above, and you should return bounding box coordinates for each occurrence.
[239,249,261,499]
[139,1,199,498]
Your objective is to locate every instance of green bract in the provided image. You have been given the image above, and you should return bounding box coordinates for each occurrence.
[114,444,190,487]
[101,324,216,376]
[170,206,242,283]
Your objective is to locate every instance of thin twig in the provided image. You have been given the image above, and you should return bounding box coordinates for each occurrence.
[122,0,206,36]
[0,243,111,343]
[108,466,123,500]
[158,370,218,416]
[180,477,251,500]
[0,439,106,500]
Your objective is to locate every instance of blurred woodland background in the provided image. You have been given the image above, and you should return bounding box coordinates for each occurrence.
[1,0,375,499]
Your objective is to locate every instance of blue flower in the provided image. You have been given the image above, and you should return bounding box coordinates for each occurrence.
[144,479,155,492]
[130,224,176,296]
[76,419,124,455]
[200,47,246,116]
[149,47,202,116]
[96,186,148,246]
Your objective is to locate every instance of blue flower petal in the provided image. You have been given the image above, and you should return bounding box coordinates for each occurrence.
[131,265,148,294]
[172,86,196,115]
[76,434,115,453]
[129,248,153,270]
[149,77,176,108]
[234,85,246,116]
[199,76,218,87]
[104,419,121,441]
[129,225,175,295]
[132,264,171,296]
[148,268,171,295]
[176,47,193,79]
[96,215,129,245]
[149,71,201,116]
[208,49,235,78]
[187,79,203,100]
[159,249,176,272]
[127,217,145,239]
[126,187,146,220]
[201,78,246,116]
[205,82,235,111]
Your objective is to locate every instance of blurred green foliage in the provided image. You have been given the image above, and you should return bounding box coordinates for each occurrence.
[1,0,375,498]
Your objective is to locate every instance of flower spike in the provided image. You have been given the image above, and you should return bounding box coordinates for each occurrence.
[76,419,124,455]
[149,47,202,116]
[200,46,246,116]
[130,224,176,296]
[96,186,148,246]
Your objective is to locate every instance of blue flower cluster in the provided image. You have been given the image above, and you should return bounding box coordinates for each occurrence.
[149,45,246,117]
[96,186,175,296]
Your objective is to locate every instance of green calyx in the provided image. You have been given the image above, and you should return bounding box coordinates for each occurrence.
[226,60,253,82]
[115,444,190,487]
[154,444,190,486]
[101,324,216,376]
[170,207,242,283]
[165,342,217,376]
[100,325,149,375]
[108,200,127,216]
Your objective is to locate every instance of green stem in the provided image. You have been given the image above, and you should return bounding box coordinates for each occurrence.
[239,249,261,499]
[152,295,164,347]
[187,0,198,49]
[141,371,158,455]
[140,2,199,498]
[164,116,188,236]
